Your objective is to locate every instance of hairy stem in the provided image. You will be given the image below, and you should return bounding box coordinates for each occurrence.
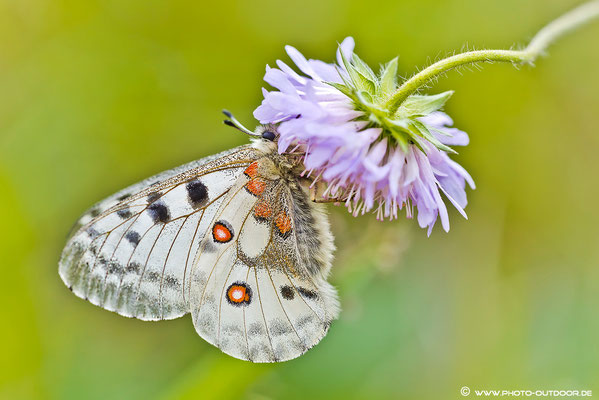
[386,0,599,114]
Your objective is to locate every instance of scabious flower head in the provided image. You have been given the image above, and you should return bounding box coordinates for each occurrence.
[254,37,475,234]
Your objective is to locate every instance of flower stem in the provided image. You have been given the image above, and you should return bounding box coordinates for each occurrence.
[386,0,599,114]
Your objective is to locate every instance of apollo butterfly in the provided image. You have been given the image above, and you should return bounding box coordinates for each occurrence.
[59,114,339,362]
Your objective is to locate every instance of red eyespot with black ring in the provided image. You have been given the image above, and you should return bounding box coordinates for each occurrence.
[212,220,234,243]
[226,282,252,306]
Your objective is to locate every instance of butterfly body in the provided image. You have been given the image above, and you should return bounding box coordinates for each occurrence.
[59,138,338,362]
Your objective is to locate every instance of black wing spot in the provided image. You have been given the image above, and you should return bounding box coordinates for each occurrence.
[96,255,108,270]
[116,208,132,219]
[296,314,316,329]
[280,285,295,300]
[186,179,209,209]
[247,322,265,336]
[146,271,161,282]
[147,202,170,223]
[86,227,99,237]
[89,208,101,218]
[108,261,124,274]
[117,193,131,201]
[125,231,141,246]
[269,319,292,336]
[164,275,179,289]
[298,287,318,300]
[147,192,161,203]
[125,262,141,274]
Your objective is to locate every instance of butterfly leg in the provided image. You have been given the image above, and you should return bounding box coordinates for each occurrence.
[298,177,346,203]
[311,197,346,204]
[308,181,347,204]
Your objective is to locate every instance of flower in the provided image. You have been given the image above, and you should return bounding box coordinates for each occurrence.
[254,37,475,234]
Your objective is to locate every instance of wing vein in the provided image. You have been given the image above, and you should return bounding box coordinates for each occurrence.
[158,216,189,318]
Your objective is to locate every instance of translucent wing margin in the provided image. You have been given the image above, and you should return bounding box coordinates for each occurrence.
[189,158,338,362]
[59,145,261,321]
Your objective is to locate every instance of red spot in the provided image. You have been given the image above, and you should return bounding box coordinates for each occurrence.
[246,178,266,196]
[212,222,233,243]
[244,162,259,178]
[275,211,292,235]
[227,285,250,303]
[254,200,272,219]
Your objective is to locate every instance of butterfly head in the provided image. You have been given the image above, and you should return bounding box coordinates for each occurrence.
[222,110,304,171]
[255,124,278,142]
[223,110,279,144]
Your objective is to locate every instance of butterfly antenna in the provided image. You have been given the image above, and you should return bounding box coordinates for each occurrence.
[222,110,260,136]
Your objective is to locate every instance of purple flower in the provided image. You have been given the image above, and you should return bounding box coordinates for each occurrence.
[254,38,475,234]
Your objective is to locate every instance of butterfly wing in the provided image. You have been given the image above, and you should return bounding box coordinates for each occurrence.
[59,145,262,321]
[189,156,339,362]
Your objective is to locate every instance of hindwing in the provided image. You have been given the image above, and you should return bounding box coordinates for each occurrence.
[189,156,339,362]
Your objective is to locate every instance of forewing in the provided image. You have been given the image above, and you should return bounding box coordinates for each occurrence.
[189,160,338,362]
[59,145,261,321]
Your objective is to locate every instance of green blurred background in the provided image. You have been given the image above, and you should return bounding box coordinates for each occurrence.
[1,0,598,399]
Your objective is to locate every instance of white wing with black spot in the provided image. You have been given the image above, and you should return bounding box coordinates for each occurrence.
[59,145,262,321]
[189,158,339,362]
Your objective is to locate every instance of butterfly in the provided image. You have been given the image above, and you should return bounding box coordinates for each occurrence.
[59,113,339,363]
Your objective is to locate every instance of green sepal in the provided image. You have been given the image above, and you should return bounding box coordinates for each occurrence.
[379,57,399,96]
[351,53,378,85]
[388,127,410,153]
[325,81,356,99]
[429,126,452,137]
[338,48,376,94]
[357,90,374,106]
[396,91,454,118]
[408,120,456,154]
